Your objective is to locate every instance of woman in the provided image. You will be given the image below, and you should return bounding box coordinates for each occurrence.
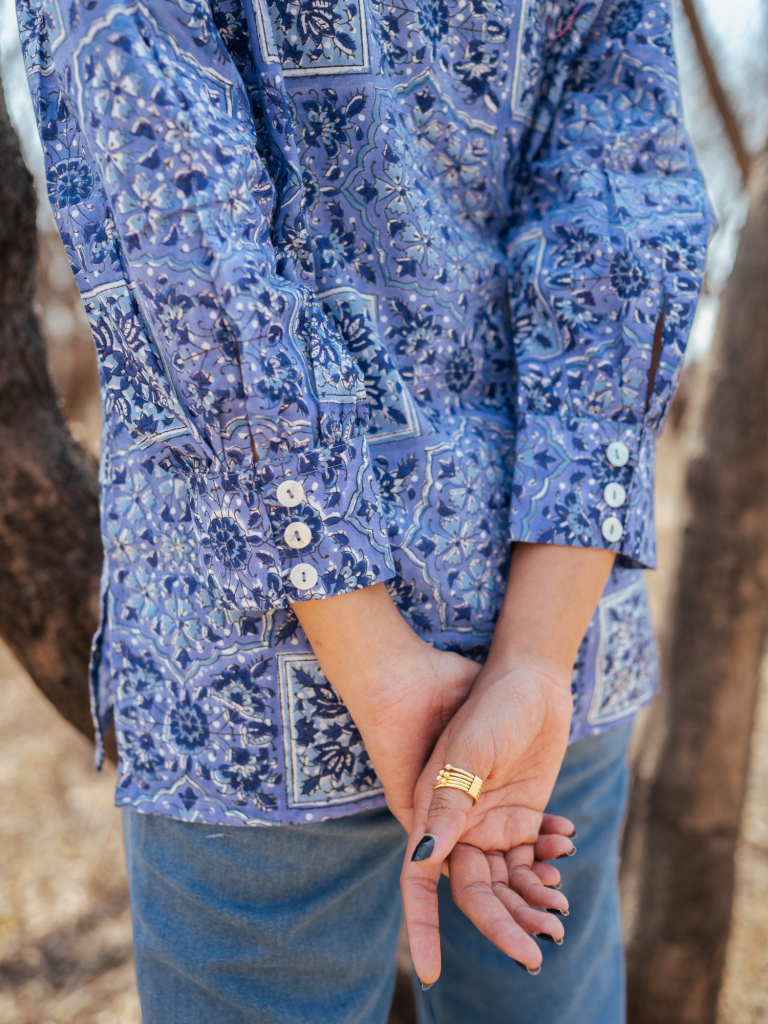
[15,0,712,1017]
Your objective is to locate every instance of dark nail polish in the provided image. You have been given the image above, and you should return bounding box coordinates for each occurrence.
[513,959,542,976]
[421,982,433,991]
[546,907,569,917]
[556,847,577,859]
[535,933,564,946]
[568,828,578,839]
[544,882,562,890]
[411,835,436,862]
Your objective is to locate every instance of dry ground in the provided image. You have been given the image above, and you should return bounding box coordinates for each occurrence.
[0,649,139,1024]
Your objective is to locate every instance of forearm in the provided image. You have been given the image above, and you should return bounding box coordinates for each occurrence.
[484,542,615,686]
[292,583,427,705]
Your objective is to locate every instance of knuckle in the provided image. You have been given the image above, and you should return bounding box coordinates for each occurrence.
[428,791,465,818]
[454,878,491,902]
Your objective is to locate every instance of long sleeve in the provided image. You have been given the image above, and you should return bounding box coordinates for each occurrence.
[16,0,394,609]
[506,0,715,569]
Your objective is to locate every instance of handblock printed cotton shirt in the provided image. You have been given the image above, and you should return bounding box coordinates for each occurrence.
[17,0,712,824]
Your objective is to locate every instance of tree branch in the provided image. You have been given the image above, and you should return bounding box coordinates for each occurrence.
[679,0,752,183]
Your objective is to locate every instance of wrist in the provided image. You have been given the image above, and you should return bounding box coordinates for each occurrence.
[479,650,573,694]
[292,583,431,705]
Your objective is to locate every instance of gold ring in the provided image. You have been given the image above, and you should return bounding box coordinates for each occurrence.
[434,764,484,804]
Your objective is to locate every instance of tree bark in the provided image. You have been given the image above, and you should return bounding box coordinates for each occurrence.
[625,147,768,1023]
[0,77,103,748]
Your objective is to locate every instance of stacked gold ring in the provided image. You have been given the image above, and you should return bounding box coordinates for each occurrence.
[434,764,484,804]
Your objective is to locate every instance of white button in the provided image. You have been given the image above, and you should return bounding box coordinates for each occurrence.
[284,521,312,550]
[276,480,305,508]
[606,441,630,468]
[604,482,627,508]
[290,563,318,590]
[602,516,623,543]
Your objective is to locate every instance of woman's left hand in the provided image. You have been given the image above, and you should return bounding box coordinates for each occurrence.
[400,659,576,983]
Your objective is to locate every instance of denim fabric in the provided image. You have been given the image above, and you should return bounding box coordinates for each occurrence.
[124,721,631,1024]
[16,0,709,826]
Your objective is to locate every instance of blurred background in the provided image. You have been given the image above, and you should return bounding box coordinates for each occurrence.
[1,0,768,1021]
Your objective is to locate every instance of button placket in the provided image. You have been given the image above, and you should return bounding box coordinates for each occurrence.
[602,442,630,545]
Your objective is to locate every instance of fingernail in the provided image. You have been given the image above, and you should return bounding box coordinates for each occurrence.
[421,981,433,991]
[546,907,569,917]
[535,933,564,946]
[513,959,542,976]
[544,882,562,890]
[569,828,577,839]
[411,835,436,862]
[556,847,577,859]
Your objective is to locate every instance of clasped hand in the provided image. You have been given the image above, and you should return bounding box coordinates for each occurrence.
[294,539,616,983]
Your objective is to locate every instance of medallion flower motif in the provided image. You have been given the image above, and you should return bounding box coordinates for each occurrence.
[609,251,650,299]
[444,348,475,394]
[415,0,450,52]
[47,157,94,208]
[208,516,249,569]
[607,0,644,39]
[167,698,210,754]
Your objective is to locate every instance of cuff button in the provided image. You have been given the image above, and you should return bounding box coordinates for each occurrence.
[290,563,318,590]
[276,480,305,507]
[604,482,627,508]
[606,441,630,468]
[284,522,312,549]
[602,516,624,543]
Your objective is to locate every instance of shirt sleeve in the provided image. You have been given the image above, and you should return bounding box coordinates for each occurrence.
[505,0,715,569]
[16,0,394,610]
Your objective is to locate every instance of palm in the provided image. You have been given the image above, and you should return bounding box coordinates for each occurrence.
[402,667,575,981]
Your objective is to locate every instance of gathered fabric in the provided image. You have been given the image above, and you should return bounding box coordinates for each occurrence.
[16,0,712,824]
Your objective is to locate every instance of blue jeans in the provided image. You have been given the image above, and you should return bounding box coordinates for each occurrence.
[124,723,631,1024]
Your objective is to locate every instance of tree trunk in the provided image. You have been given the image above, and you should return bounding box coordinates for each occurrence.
[0,78,104,750]
[625,147,768,1023]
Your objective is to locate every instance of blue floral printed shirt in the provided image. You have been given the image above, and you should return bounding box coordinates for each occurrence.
[17,0,712,825]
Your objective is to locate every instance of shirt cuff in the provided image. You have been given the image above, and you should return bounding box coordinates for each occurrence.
[509,414,656,569]
[189,437,395,610]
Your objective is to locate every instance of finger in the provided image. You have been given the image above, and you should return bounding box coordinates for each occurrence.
[401,786,474,986]
[538,814,576,837]
[487,852,565,944]
[533,833,576,861]
[503,846,568,913]
[449,844,543,973]
[401,871,442,988]
[531,861,562,889]
[506,858,569,916]
[408,782,474,867]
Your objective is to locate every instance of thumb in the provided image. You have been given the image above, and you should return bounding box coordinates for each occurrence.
[407,769,477,866]
[400,760,482,986]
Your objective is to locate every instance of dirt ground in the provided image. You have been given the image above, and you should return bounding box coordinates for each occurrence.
[0,651,139,1024]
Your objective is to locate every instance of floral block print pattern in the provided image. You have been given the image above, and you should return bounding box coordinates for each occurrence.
[278,653,382,810]
[189,438,394,610]
[588,577,658,725]
[15,0,712,825]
